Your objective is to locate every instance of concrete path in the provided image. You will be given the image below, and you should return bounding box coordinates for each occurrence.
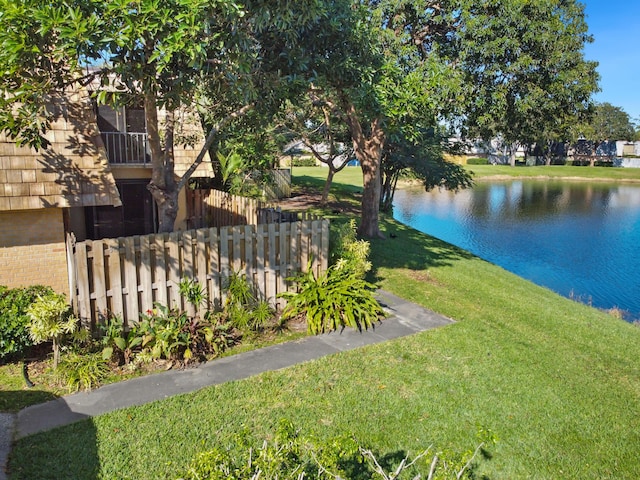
[0,290,453,478]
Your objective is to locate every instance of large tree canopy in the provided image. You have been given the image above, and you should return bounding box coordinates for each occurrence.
[0,0,329,231]
[308,0,599,238]
[462,0,599,151]
[0,0,600,238]
[576,102,636,142]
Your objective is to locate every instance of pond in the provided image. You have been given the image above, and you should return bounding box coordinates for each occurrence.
[393,180,640,321]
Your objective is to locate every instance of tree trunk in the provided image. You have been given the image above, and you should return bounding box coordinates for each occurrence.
[358,150,384,238]
[141,90,253,234]
[321,168,336,205]
[380,168,399,213]
[342,101,386,238]
[145,93,179,233]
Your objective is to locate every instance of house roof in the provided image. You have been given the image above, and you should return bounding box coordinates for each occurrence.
[0,89,122,211]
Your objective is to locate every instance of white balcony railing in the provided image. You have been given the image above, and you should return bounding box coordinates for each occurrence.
[101,132,150,165]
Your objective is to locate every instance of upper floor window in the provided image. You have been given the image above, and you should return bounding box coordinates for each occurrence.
[96,104,146,134]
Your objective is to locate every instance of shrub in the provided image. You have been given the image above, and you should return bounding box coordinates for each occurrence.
[179,278,208,310]
[280,220,383,334]
[0,285,54,362]
[466,157,489,165]
[55,352,109,392]
[180,419,360,480]
[179,420,488,480]
[26,292,77,369]
[223,271,275,333]
[292,156,316,167]
[137,303,242,363]
[138,304,191,361]
[330,219,372,278]
[98,315,142,365]
[279,263,384,334]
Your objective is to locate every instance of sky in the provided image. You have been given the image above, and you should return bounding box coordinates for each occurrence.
[582,0,640,122]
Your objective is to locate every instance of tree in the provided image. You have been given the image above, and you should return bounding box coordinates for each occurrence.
[0,0,329,232]
[576,103,636,142]
[278,97,355,205]
[309,0,598,237]
[380,130,473,213]
[306,1,463,238]
[462,0,599,167]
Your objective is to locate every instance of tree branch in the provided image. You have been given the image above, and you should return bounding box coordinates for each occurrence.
[177,103,254,192]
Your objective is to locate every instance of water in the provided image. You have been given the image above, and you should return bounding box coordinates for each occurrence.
[393,180,640,320]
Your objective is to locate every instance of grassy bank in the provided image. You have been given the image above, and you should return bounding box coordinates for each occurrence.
[467,163,640,181]
[8,167,640,479]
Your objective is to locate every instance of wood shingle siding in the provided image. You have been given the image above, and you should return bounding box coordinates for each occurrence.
[0,89,121,212]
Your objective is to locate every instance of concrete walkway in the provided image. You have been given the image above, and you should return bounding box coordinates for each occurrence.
[0,290,453,479]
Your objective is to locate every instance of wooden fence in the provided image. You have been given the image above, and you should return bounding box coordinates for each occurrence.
[186,189,266,228]
[68,220,330,328]
[186,188,319,229]
[264,169,292,200]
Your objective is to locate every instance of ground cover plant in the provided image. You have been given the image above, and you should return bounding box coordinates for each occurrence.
[279,220,383,334]
[0,275,305,411]
[7,168,640,479]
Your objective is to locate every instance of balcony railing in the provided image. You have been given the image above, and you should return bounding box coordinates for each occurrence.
[101,132,150,165]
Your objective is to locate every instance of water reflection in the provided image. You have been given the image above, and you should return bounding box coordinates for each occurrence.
[394,181,640,321]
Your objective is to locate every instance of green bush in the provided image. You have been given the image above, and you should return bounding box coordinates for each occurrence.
[98,315,142,365]
[180,420,361,480]
[179,419,486,480]
[0,285,54,362]
[223,271,275,332]
[55,352,109,392]
[292,156,316,167]
[280,220,383,334]
[330,219,372,278]
[466,157,489,165]
[138,304,191,361]
[279,263,384,334]
[26,292,77,369]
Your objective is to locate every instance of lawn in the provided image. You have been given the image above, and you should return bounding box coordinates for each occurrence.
[7,166,640,479]
[466,163,640,181]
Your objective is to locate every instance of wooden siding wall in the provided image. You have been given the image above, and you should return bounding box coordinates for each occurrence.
[69,220,330,327]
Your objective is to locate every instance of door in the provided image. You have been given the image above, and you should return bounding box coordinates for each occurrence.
[85,180,156,239]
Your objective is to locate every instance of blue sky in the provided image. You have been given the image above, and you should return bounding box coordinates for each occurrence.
[582,0,640,122]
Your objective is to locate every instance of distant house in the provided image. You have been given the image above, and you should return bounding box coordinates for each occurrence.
[0,87,213,295]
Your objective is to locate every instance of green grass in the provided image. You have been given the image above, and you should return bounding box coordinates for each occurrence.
[8,167,640,479]
[0,363,59,412]
[467,164,640,181]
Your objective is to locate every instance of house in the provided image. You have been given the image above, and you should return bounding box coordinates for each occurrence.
[0,87,213,295]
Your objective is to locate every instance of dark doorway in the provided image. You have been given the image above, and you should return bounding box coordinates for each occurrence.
[85,180,156,239]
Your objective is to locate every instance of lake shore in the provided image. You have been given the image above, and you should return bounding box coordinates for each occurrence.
[463,164,640,182]
[473,174,640,183]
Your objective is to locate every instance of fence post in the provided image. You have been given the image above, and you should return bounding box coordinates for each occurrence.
[66,233,78,315]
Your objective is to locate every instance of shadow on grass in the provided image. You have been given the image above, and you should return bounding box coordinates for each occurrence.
[0,390,59,414]
[6,394,98,480]
[290,175,362,205]
[370,217,475,277]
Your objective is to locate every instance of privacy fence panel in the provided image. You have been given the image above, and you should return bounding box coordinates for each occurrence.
[69,220,329,328]
[186,187,317,230]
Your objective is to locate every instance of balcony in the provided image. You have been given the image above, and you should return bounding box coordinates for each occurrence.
[101,132,150,165]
